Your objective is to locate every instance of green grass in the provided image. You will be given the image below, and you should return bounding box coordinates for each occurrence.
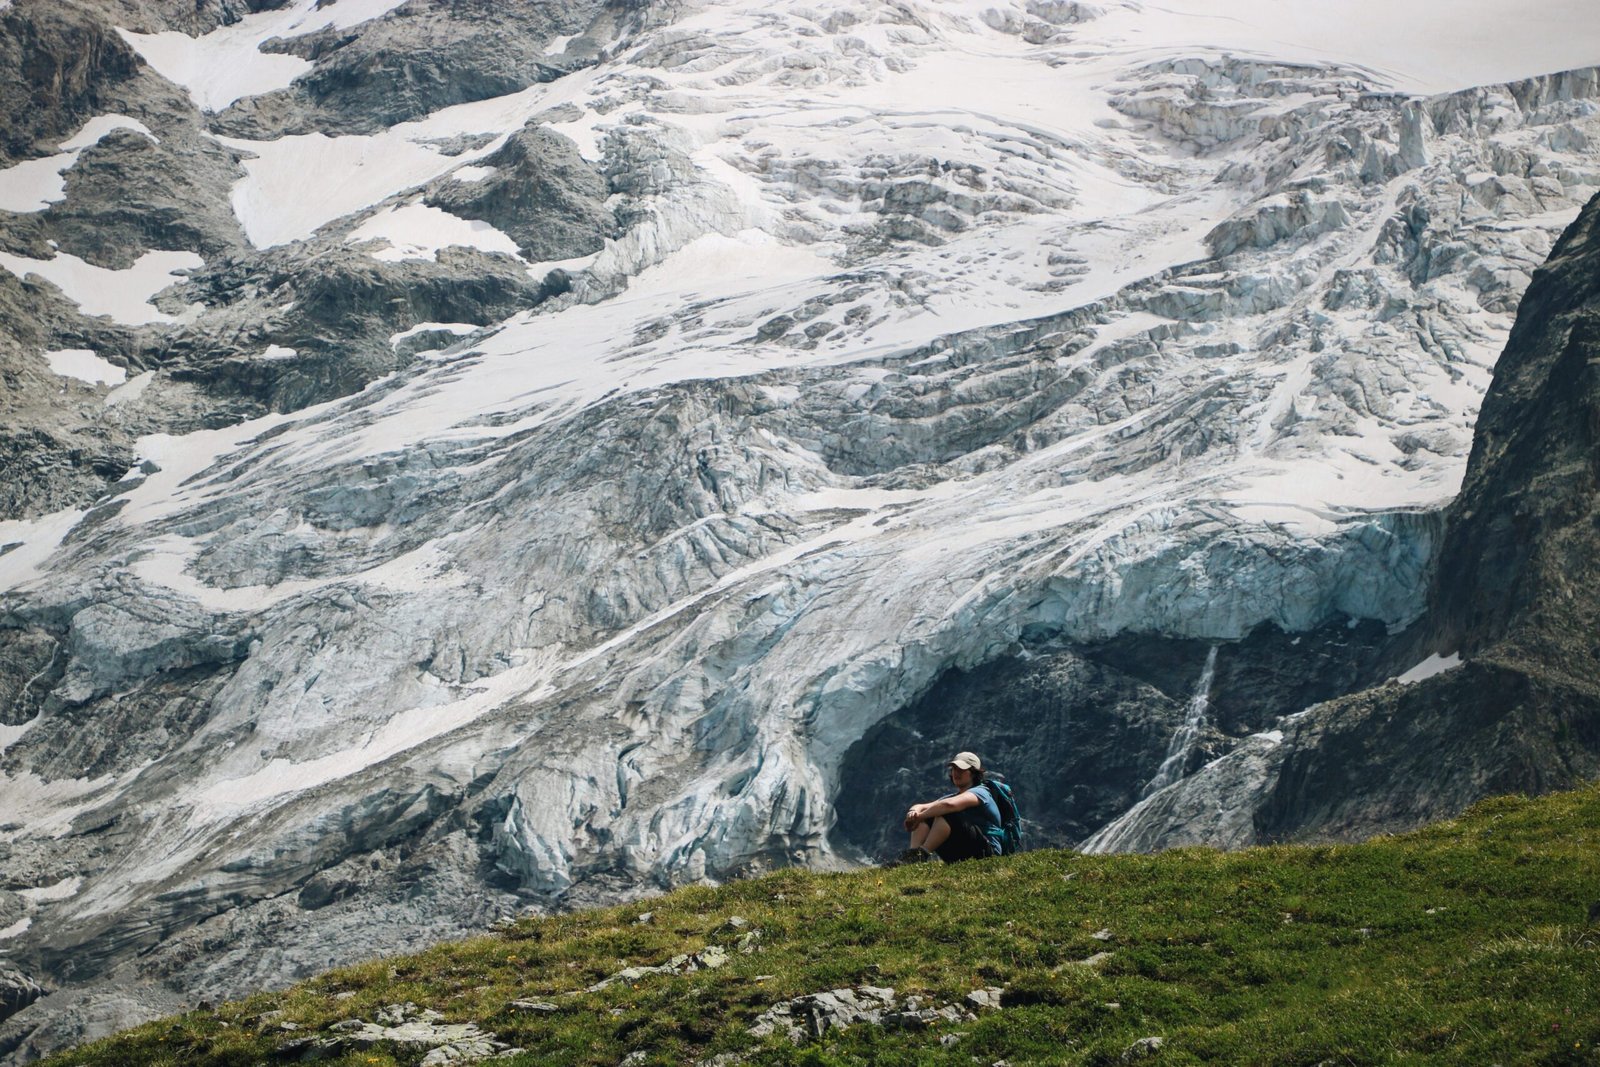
[42,786,1600,1066]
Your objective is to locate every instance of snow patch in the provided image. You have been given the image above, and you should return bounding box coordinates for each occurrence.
[389,322,481,348]
[0,718,35,756]
[0,250,203,325]
[1396,653,1462,684]
[60,115,158,152]
[18,877,82,904]
[219,133,485,248]
[0,153,80,214]
[0,507,86,594]
[44,349,126,386]
[116,26,311,114]
[523,251,600,280]
[0,769,120,840]
[0,917,30,940]
[105,371,156,407]
[348,203,521,261]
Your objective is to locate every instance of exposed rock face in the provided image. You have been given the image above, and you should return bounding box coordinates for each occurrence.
[1089,191,1600,852]
[0,2,142,167]
[212,0,607,138]
[424,122,616,262]
[835,617,1411,861]
[1434,193,1600,657]
[0,970,45,1027]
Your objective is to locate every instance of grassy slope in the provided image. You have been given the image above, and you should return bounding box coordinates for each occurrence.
[44,786,1600,1067]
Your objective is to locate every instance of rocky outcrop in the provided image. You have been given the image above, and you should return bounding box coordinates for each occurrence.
[1433,192,1600,656]
[0,971,45,1028]
[1090,192,1600,851]
[211,0,609,138]
[1265,191,1600,836]
[159,244,552,413]
[747,984,981,1044]
[0,2,142,167]
[424,122,615,262]
[7,125,249,269]
[276,1002,521,1065]
[835,617,1410,861]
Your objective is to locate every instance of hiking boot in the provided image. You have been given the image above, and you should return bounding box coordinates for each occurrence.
[893,847,936,866]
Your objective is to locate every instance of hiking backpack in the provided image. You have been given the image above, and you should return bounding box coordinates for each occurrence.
[983,778,1023,856]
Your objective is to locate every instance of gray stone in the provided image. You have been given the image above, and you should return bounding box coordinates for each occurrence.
[1122,1036,1164,1060]
[585,945,730,993]
[302,1002,514,1065]
[965,987,1003,1011]
[748,986,898,1044]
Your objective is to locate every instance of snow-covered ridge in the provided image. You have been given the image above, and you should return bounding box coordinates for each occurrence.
[2,0,1599,1055]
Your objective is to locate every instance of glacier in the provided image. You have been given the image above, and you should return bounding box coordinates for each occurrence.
[1,0,1599,1057]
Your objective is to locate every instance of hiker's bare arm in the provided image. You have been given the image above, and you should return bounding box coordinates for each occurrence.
[905,790,980,826]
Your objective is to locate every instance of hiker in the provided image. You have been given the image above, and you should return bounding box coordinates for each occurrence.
[899,751,1002,863]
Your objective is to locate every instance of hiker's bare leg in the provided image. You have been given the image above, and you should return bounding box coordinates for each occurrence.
[909,816,951,851]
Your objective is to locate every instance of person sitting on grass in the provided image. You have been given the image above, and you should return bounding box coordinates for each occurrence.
[899,751,1002,864]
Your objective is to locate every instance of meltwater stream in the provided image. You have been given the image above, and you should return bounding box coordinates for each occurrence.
[1141,645,1219,798]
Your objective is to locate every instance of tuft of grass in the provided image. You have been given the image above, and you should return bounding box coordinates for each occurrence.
[41,784,1600,1066]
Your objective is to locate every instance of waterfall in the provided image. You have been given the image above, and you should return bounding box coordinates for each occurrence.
[1141,645,1218,798]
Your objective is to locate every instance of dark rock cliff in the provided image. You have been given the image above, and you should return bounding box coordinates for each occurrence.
[1266,190,1600,839]
[835,617,1410,861]
[1091,191,1600,850]
[1433,191,1600,662]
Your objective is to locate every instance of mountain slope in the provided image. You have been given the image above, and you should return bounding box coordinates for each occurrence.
[33,784,1600,1067]
[2,0,1600,1060]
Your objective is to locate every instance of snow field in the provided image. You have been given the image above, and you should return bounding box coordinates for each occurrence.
[0,249,202,325]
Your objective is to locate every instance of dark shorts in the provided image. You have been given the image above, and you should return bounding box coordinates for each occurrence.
[935,819,995,863]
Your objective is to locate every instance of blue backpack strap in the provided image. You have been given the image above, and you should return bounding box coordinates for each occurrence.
[972,783,1006,855]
